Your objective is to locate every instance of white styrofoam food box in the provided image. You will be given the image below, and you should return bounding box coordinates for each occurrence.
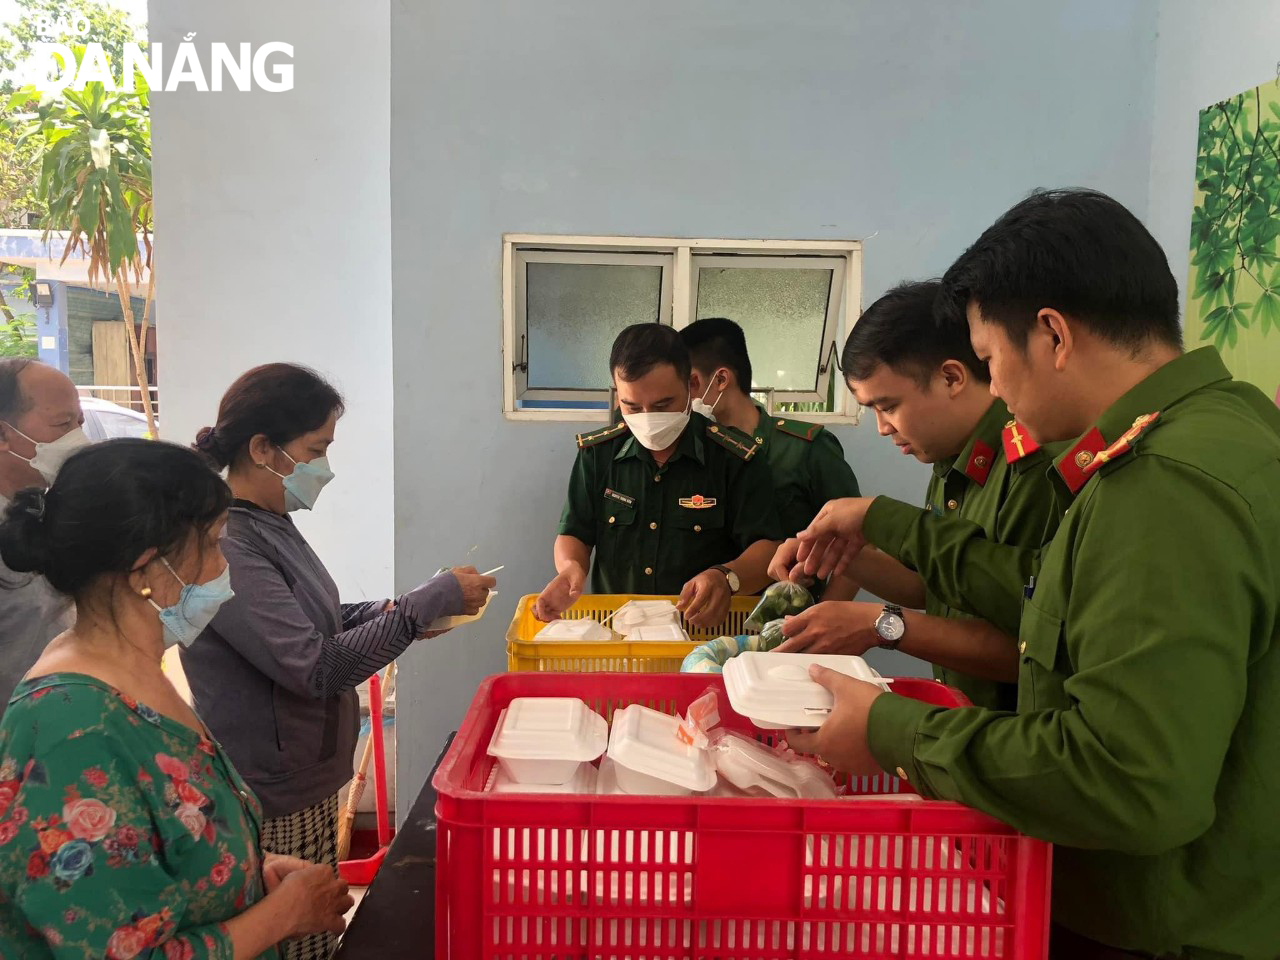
[711,735,838,799]
[612,600,681,636]
[723,652,889,729]
[606,704,716,796]
[486,698,608,784]
[534,618,615,644]
[628,623,692,644]
[486,761,598,795]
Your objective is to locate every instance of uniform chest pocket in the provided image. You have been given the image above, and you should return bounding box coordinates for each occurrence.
[1017,598,1069,712]
[597,497,637,532]
[670,502,726,533]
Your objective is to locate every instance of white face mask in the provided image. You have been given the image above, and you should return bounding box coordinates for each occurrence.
[4,424,91,483]
[690,370,728,422]
[622,396,691,452]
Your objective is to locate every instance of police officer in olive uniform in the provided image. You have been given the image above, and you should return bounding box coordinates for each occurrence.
[680,317,862,600]
[769,281,1064,712]
[534,324,783,629]
[788,191,1280,959]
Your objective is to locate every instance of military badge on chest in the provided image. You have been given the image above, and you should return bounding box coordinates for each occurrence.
[678,494,718,510]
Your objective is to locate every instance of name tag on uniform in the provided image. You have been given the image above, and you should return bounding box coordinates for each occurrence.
[604,488,635,507]
[678,494,717,510]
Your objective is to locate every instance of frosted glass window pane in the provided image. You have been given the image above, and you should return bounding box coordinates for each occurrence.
[696,267,832,391]
[526,262,663,389]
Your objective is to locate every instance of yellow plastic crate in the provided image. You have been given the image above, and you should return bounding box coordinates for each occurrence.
[505,593,759,673]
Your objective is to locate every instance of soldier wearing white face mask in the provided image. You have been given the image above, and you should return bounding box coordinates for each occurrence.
[0,359,87,713]
[535,324,784,630]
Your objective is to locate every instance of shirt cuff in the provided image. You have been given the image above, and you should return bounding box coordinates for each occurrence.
[866,691,939,796]
[862,496,922,560]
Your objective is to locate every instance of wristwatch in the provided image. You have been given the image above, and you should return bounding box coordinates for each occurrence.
[874,604,906,649]
[711,565,741,594]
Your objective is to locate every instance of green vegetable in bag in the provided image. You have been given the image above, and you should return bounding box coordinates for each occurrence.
[744,580,814,632]
[758,619,788,651]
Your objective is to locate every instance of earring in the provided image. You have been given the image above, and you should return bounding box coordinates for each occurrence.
[140,587,153,600]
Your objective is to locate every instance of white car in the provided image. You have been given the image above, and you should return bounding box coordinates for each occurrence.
[80,396,155,441]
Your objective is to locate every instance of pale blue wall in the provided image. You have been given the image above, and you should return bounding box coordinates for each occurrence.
[390,0,1161,812]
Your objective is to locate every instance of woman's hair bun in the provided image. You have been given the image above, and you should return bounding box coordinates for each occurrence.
[193,426,228,467]
[0,487,52,576]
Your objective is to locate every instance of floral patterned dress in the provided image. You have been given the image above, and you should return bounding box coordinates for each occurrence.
[0,674,280,959]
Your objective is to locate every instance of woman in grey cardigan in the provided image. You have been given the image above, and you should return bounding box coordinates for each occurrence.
[183,363,495,960]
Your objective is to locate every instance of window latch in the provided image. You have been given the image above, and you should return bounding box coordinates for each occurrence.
[512,334,529,373]
[817,340,841,376]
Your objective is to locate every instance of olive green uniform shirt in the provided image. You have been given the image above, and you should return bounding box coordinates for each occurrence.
[558,413,783,595]
[864,349,1280,959]
[750,405,861,538]
[920,398,1063,710]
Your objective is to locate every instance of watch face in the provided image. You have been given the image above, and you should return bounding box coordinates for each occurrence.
[878,614,906,642]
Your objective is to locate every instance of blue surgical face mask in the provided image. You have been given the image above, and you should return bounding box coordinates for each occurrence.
[148,559,235,649]
[266,448,335,512]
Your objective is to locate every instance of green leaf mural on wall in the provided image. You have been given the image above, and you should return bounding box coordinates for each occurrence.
[1187,75,1280,403]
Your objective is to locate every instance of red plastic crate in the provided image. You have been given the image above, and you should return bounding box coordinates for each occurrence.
[433,673,1051,960]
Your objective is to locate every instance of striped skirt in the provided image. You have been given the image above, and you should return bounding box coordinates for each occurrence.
[261,793,341,960]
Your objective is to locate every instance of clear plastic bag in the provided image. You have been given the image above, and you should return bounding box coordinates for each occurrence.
[744,581,814,633]
[757,618,788,651]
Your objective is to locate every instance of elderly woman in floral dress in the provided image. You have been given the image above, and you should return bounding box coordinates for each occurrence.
[0,439,351,959]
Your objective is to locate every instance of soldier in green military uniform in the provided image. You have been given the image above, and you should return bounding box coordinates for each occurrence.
[768,280,1064,712]
[788,190,1280,959]
[535,324,783,628]
[679,317,862,600]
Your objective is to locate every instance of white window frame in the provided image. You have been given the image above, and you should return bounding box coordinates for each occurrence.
[511,249,673,412]
[502,235,863,423]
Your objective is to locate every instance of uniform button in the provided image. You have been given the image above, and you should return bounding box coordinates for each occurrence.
[777,420,785,427]
[709,426,720,434]
[644,567,653,576]
[755,437,764,444]
[608,516,616,524]
[693,525,702,533]
[946,499,959,510]
[1018,641,1027,655]
[974,456,988,468]
[654,475,662,483]
[895,766,909,782]
[649,522,658,530]
[1075,450,1094,468]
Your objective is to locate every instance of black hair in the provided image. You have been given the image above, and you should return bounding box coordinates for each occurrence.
[680,317,753,392]
[0,358,36,422]
[0,439,232,600]
[195,363,344,469]
[609,324,692,383]
[937,188,1182,351]
[842,280,988,386]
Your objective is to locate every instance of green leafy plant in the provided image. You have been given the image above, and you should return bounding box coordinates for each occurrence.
[1190,84,1280,351]
[7,64,157,436]
[0,265,37,358]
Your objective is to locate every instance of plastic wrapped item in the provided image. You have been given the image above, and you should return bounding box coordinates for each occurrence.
[680,635,774,673]
[486,761,598,795]
[629,623,692,644]
[533,618,614,644]
[723,652,890,730]
[606,704,717,796]
[612,600,681,636]
[486,698,608,784]
[676,688,721,749]
[757,618,788,651]
[743,581,814,633]
[708,730,838,800]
